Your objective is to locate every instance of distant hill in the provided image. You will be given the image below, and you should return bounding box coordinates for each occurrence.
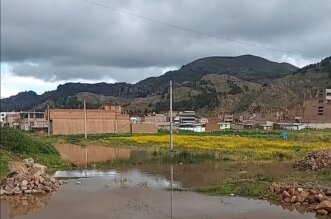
[3,54,329,115]
[0,91,42,112]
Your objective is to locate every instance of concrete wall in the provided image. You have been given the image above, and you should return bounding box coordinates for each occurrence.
[305,123,331,129]
[131,123,158,133]
[205,122,219,132]
[50,109,130,135]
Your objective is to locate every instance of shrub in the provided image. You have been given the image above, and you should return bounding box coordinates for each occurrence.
[0,127,59,155]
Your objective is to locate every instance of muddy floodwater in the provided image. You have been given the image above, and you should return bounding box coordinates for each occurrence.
[55,144,149,165]
[0,145,325,218]
[0,169,320,219]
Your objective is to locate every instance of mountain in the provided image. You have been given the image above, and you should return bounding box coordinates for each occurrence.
[135,54,296,92]
[0,91,42,112]
[2,54,328,115]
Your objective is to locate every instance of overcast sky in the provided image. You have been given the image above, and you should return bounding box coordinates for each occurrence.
[1,0,331,98]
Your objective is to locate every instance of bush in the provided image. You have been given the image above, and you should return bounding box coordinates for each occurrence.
[0,127,59,155]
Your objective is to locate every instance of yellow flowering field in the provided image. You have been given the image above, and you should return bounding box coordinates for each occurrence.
[119,135,331,159]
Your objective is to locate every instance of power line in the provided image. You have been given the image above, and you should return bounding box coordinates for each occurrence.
[83,0,316,59]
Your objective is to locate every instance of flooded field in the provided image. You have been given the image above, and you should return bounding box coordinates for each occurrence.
[0,169,320,219]
[1,145,328,219]
[55,144,149,165]
[55,144,294,187]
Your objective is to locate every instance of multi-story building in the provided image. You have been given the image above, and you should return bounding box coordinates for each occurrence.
[303,89,331,123]
[178,111,196,125]
[19,112,48,131]
[325,89,331,103]
[0,111,47,130]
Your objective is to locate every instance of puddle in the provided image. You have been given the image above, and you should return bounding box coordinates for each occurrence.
[1,168,325,219]
[1,145,326,218]
[56,144,294,187]
[135,161,293,187]
[53,169,181,189]
[55,144,148,165]
[1,170,320,219]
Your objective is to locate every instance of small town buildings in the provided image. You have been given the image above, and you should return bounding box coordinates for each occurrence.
[144,113,168,124]
[199,117,209,125]
[256,121,274,130]
[218,122,231,130]
[179,111,197,125]
[0,111,47,131]
[302,89,331,129]
[178,124,205,132]
[205,117,220,132]
[0,112,20,128]
[273,123,306,131]
[324,89,331,104]
[303,92,331,123]
[19,112,48,131]
[130,116,142,124]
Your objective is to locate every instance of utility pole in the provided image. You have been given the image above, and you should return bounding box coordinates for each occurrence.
[47,104,50,136]
[84,98,87,139]
[170,80,174,151]
[170,165,174,219]
[83,98,88,169]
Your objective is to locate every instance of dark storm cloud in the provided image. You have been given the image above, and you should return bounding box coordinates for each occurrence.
[1,0,331,82]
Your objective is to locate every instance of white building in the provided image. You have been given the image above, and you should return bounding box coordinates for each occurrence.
[218,122,231,130]
[178,124,205,132]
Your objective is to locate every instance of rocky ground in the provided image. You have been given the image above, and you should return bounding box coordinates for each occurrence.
[0,158,63,196]
[269,182,331,216]
[293,150,331,171]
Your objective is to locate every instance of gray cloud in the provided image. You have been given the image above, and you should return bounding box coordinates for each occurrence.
[1,0,331,82]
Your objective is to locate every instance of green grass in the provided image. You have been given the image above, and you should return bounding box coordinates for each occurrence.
[0,127,70,175]
[194,170,331,198]
[195,174,275,198]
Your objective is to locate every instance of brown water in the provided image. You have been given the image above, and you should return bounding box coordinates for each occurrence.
[57,144,294,187]
[55,144,148,165]
[0,169,322,219]
[135,161,293,187]
[0,145,326,219]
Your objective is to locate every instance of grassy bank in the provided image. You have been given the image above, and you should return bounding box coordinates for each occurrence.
[195,168,331,198]
[44,129,331,161]
[0,128,70,175]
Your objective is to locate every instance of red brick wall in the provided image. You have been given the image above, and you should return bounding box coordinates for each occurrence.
[303,100,331,123]
[131,123,158,133]
[50,109,130,135]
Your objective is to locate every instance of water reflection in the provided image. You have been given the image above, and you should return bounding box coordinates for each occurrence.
[54,169,181,189]
[1,194,52,217]
[1,167,318,219]
[55,144,148,165]
[170,165,174,219]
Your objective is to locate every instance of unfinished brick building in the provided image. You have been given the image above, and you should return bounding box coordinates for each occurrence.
[303,89,331,123]
[49,108,130,135]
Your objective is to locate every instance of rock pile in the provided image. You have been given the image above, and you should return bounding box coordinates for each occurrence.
[293,150,331,171]
[270,182,331,216]
[0,158,63,196]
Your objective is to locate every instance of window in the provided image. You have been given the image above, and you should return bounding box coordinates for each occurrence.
[327,92,331,96]
[318,99,324,103]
